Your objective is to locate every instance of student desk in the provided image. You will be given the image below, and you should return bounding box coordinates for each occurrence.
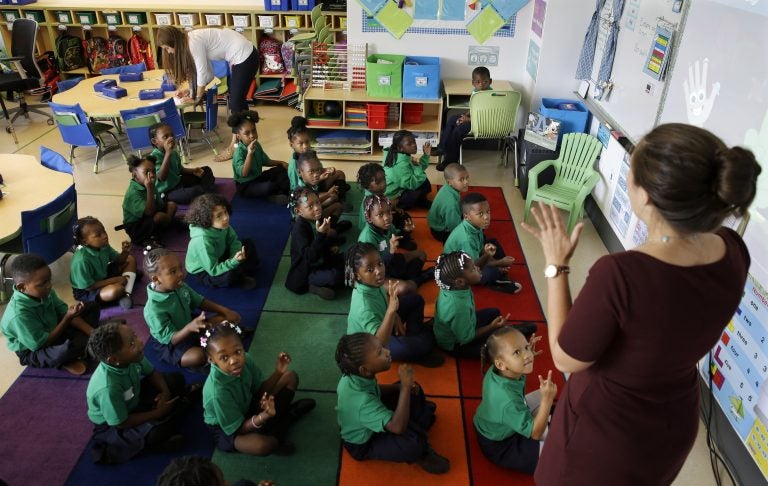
[0,154,73,245]
[443,79,514,109]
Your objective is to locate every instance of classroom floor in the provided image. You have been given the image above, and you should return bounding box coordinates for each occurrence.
[0,101,728,485]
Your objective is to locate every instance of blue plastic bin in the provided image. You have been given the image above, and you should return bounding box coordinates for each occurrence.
[539,98,590,145]
[264,0,290,11]
[9,0,38,5]
[402,56,440,100]
[291,0,315,10]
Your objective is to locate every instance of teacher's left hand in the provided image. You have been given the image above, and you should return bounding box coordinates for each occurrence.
[521,202,583,266]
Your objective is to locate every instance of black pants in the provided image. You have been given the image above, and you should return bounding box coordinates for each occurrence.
[452,308,501,358]
[476,426,540,474]
[440,115,472,165]
[229,48,260,114]
[398,179,432,210]
[387,292,434,362]
[430,227,451,243]
[190,238,260,288]
[480,237,507,285]
[236,167,290,199]
[125,213,165,245]
[307,253,345,288]
[16,302,100,368]
[165,167,216,204]
[385,253,424,282]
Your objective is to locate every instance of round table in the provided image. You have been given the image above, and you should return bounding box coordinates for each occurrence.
[0,154,74,245]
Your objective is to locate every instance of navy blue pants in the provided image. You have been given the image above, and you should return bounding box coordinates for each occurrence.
[387,292,434,362]
[190,238,260,288]
[237,166,290,199]
[397,179,432,210]
[149,333,199,367]
[476,426,540,473]
[439,114,472,165]
[308,254,345,288]
[453,307,502,358]
[165,167,216,204]
[480,237,507,285]
[385,252,425,282]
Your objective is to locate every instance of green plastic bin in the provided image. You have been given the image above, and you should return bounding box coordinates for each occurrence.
[366,54,405,99]
[76,12,97,25]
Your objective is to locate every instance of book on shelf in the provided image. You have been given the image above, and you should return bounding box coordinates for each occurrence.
[524,112,561,151]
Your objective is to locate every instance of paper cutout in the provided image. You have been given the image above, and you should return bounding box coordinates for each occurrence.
[414,0,440,20]
[358,0,389,16]
[467,6,505,44]
[440,0,466,21]
[490,0,529,20]
[374,1,414,39]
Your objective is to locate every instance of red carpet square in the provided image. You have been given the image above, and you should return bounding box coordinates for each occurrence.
[485,220,526,265]
[474,265,545,322]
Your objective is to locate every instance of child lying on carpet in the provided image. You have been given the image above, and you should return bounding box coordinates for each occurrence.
[157,455,274,486]
[143,248,240,370]
[428,163,470,243]
[344,243,442,367]
[1,253,101,376]
[335,333,449,474]
[122,154,177,249]
[285,187,345,300]
[184,193,260,290]
[86,320,187,464]
[286,115,348,193]
[473,327,556,473]
[444,192,521,294]
[356,162,416,249]
[202,321,315,456]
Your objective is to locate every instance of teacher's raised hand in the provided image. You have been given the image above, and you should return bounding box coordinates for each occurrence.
[521,202,583,266]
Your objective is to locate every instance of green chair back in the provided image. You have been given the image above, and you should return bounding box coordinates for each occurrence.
[468,90,521,139]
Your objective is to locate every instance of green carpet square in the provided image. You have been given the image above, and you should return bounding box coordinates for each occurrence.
[249,311,345,391]
[264,257,353,313]
[213,391,340,485]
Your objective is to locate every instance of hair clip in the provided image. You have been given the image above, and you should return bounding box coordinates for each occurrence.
[200,336,208,348]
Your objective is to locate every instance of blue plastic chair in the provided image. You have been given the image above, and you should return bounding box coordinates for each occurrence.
[49,101,127,173]
[57,76,84,93]
[211,60,230,112]
[100,62,147,75]
[182,85,221,157]
[22,184,78,263]
[120,97,187,161]
[40,145,73,174]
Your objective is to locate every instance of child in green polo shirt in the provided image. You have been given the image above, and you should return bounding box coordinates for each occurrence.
[344,242,442,367]
[286,115,349,193]
[444,192,521,294]
[295,151,352,234]
[1,253,101,376]
[143,249,241,370]
[86,320,186,464]
[122,155,177,248]
[202,321,315,456]
[382,130,432,210]
[71,216,138,310]
[335,333,449,474]
[148,122,215,204]
[228,110,290,206]
[184,193,260,289]
[356,163,416,249]
[473,327,556,473]
[428,163,470,242]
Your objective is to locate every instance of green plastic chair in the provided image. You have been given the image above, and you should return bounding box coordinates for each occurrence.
[461,89,522,167]
[523,132,603,233]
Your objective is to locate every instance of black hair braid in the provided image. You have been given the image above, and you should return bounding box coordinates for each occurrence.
[335,333,373,375]
[435,251,471,290]
[362,194,391,223]
[72,216,102,245]
[356,163,385,189]
[344,242,377,288]
[202,321,243,355]
[143,248,174,276]
[286,116,309,141]
[384,130,414,167]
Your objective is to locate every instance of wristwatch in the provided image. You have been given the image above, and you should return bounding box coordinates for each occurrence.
[544,264,570,279]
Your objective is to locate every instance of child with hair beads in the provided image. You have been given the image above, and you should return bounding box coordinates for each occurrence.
[228,110,290,205]
[122,155,177,248]
[473,327,556,473]
[286,116,349,193]
[444,192,521,294]
[1,253,101,376]
[356,163,416,250]
[383,130,432,210]
[295,151,352,233]
[149,122,215,204]
[184,193,260,290]
[428,163,470,242]
[86,320,187,464]
[71,216,138,310]
[335,333,449,474]
[143,248,241,369]
[202,321,316,456]
[285,187,345,300]
[358,194,431,286]
[345,243,442,367]
[157,455,274,486]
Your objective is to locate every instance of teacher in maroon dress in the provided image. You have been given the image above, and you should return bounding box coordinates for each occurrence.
[523,123,761,485]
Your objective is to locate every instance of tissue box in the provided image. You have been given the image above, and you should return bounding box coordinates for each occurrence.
[102,85,128,99]
[93,79,117,92]
[119,72,144,82]
[139,88,164,100]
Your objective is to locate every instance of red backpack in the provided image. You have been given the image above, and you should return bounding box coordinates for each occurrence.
[128,33,155,70]
[83,36,110,74]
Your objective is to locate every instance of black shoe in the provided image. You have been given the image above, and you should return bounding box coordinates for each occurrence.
[418,448,450,474]
[430,147,444,157]
[328,235,347,247]
[238,276,258,290]
[414,266,436,286]
[146,434,185,454]
[418,349,445,368]
[309,285,335,300]
[118,295,133,310]
[435,162,447,172]
[488,280,522,294]
[418,199,432,209]
[398,238,417,251]
[334,220,353,233]
[288,398,316,421]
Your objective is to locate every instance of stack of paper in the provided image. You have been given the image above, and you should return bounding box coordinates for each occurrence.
[251,79,299,106]
[345,102,367,127]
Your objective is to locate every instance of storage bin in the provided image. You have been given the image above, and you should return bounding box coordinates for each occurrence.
[379,131,438,149]
[154,13,172,26]
[177,13,198,27]
[9,0,37,5]
[2,10,20,22]
[54,11,72,24]
[104,12,121,25]
[23,10,44,22]
[402,56,440,100]
[125,12,147,25]
[204,14,223,26]
[93,79,117,92]
[366,54,405,99]
[264,0,290,11]
[402,103,423,124]
[339,17,347,30]
[102,85,127,99]
[76,12,96,25]
[291,0,315,11]
[366,102,388,129]
[139,88,164,100]
[119,72,143,82]
[257,15,276,28]
[232,14,250,28]
[284,15,303,28]
[539,98,590,144]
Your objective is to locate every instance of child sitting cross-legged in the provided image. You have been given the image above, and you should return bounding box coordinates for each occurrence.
[202,321,316,456]
[335,333,450,474]
[86,320,187,464]
[286,116,349,194]
[383,130,432,210]
[428,163,470,242]
[70,216,138,310]
[295,150,352,234]
[157,455,275,486]
[473,327,557,473]
[122,154,177,248]
[184,193,260,290]
[356,163,416,250]
[1,253,101,376]
[285,187,345,300]
[143,248,240,370]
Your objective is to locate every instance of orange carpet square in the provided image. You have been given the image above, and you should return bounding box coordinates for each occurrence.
[377,354,460,398]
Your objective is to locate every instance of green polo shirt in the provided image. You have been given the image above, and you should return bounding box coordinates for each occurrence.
[288,152,325,191]
[143,283,205,345]
[336,374,393,444]
[150,147,183,195]
[232,141,270,184]
[444,219,484,260]
[70,244,120,290]
[347,283,388,335]
[382,150,429,200]
[185,225,242,277]
[122,179,165,225]
[202,354,263,435]
[358,189,374,229]
[1,288,68,353]
[473,369,533,441]
[434,288,476,351]
[86,357,154,426]
[428,185,462,233]
[357,223,395,258]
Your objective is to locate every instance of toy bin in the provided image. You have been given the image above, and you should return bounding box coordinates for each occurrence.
[366,54,405,99]
[54,11,72,24]
[291,0,315,10]
[104,12,122,25]
[9,0,37,4]
[402,103,423,124]
[232,14,250,28]
[125,12,147,25]
[264,0,290,11]
[258,15,276,28]
[402,56,440,100]
[23,10,44,22]
[2,10,20,22]
[539,98,590,144]
[154,13,172,26]
[366,103,389,129]
[76,12,96,25]
[284,15,303,28]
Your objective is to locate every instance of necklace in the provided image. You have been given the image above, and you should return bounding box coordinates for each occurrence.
[648,233,700,244]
